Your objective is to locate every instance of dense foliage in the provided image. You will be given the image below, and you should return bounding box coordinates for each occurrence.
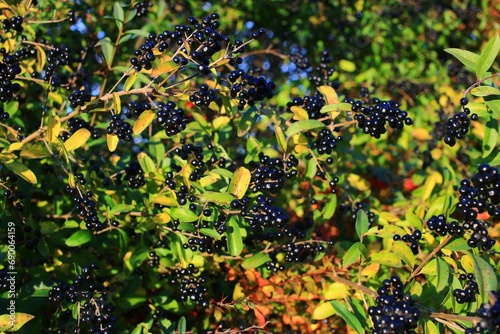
[0,0,499,333]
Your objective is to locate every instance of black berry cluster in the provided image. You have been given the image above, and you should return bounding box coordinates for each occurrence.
[282,240,330,263]
[290,51,311,70]
[106,114,133,142]
[68,88,91,108]
[453,273,478,304]
[426,214,465,236]
[133,1,152,17]
[174,272,208,307]
[125,100,151,118]
[124,161,146,189]
[458,164,500,220]
[3,15,23,32]
[368,275,420,334]
[67,185,105,230]
[189,84,220,107]
[339,201,377,226]
[393,230,422,254]
[243,195,289,230]
[228,69,276,110]
[0,106,10,121]
[443,97,478,146]
[314,128,342,155]
[62,117,101,141]
[249,153,293,194]
[44,45,70,81]
[156,101,187,136]
[0,54,22,102]
[67,10,77,23]
[346,98,413,139]
[466,290,500,334]
[48,264,116,333]
[462,220,496,251]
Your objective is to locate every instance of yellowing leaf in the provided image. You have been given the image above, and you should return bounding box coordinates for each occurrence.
[151,195,177,206]
[275,124,287,152]
[317,85,339,105]
[422,171,443,201]
[312,302,335,320]
[47,115,60,143]
[228,167,251,199]
[64,128,91,151]
[290,106,309,120]
[152,212,171,224]
[133,109,155,135]
[151,55,178,77]
[107,133,119,152]
[213,116,230,130]
[113,92,121,114]
[361,262,380,278]
[324,283,351,300]
[7,142,23,152]
[347,173,370,192]
[4,161,37,184]
[124,71,139,91]
[20,143,51,159]
[0,312,34,331]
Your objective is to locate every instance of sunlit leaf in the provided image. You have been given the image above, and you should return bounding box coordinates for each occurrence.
[107,133,119,152]
[4,161,37,184]
[0,313,34,331]
[133,109,155,135]
[226,217,243,256]
[242,252,271,269]
[65,230,92,247]
[227,167,251,199]
[64,128,91,151]
[476,33,500,79]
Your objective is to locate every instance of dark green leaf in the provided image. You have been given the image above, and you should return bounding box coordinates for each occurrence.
[330,300,365,334]
[471,253,498,303]
[177,316,186,334]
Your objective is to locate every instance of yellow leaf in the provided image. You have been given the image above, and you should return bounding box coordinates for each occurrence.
[213,116,230,130]
[64,128,91,151]
[152,213,171,224]
[228,167,251,199]
[290,106,309,120]
[113,92,121,114]
[324,283,351,300]
[312,302,336,320]
[317,85,339,105]
[107,133,119,152]
[151,195,178,207]
[294,144,309,153]
[124,71,139,92]
[48,91,63,105]
[7,142,23,152]
[133,109,155,135]
[47,115,60,143]
[4,161,37,184]
[361,262,380,278]
[412,128,432,141]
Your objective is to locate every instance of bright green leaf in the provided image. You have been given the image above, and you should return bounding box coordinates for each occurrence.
[65,230,92,247]
[226,217,243,256]
[242,252,271,269]
[476,34,500,79]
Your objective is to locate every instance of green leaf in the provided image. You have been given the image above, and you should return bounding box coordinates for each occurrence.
[355,209,369,240]
[330,300,365,334]
[137,152,156,174]
[0,313,34,331]
[371,251,403,268]
[99,37,114,68]
[320,102,353,113]
[191,111,210,134]
[484,95,500,120]
[321,193,337,220]
[471,86,500,97]
[65,230,92,247]
[113,2,124,29]
[285,119,325,137]
[123,29,151,38]
[342,242,365,268]
[482,116,498,158]
[436,257,449,292]
[444,48,479,71]
[198,191,234,205]
[226,217,243,256]
[392,241,415,268]
[237,106,258,137]
[424,318,441,334]
[37,239,50,258]
[476,34,500,79]
[470,253,498,303]
[242,252,271,269]
[177,316,186,334]
[170,207,199,222]
[20,142,51,159]
[199,228,221,240]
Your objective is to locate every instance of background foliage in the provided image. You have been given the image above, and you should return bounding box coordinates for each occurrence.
[0,0,499,333]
